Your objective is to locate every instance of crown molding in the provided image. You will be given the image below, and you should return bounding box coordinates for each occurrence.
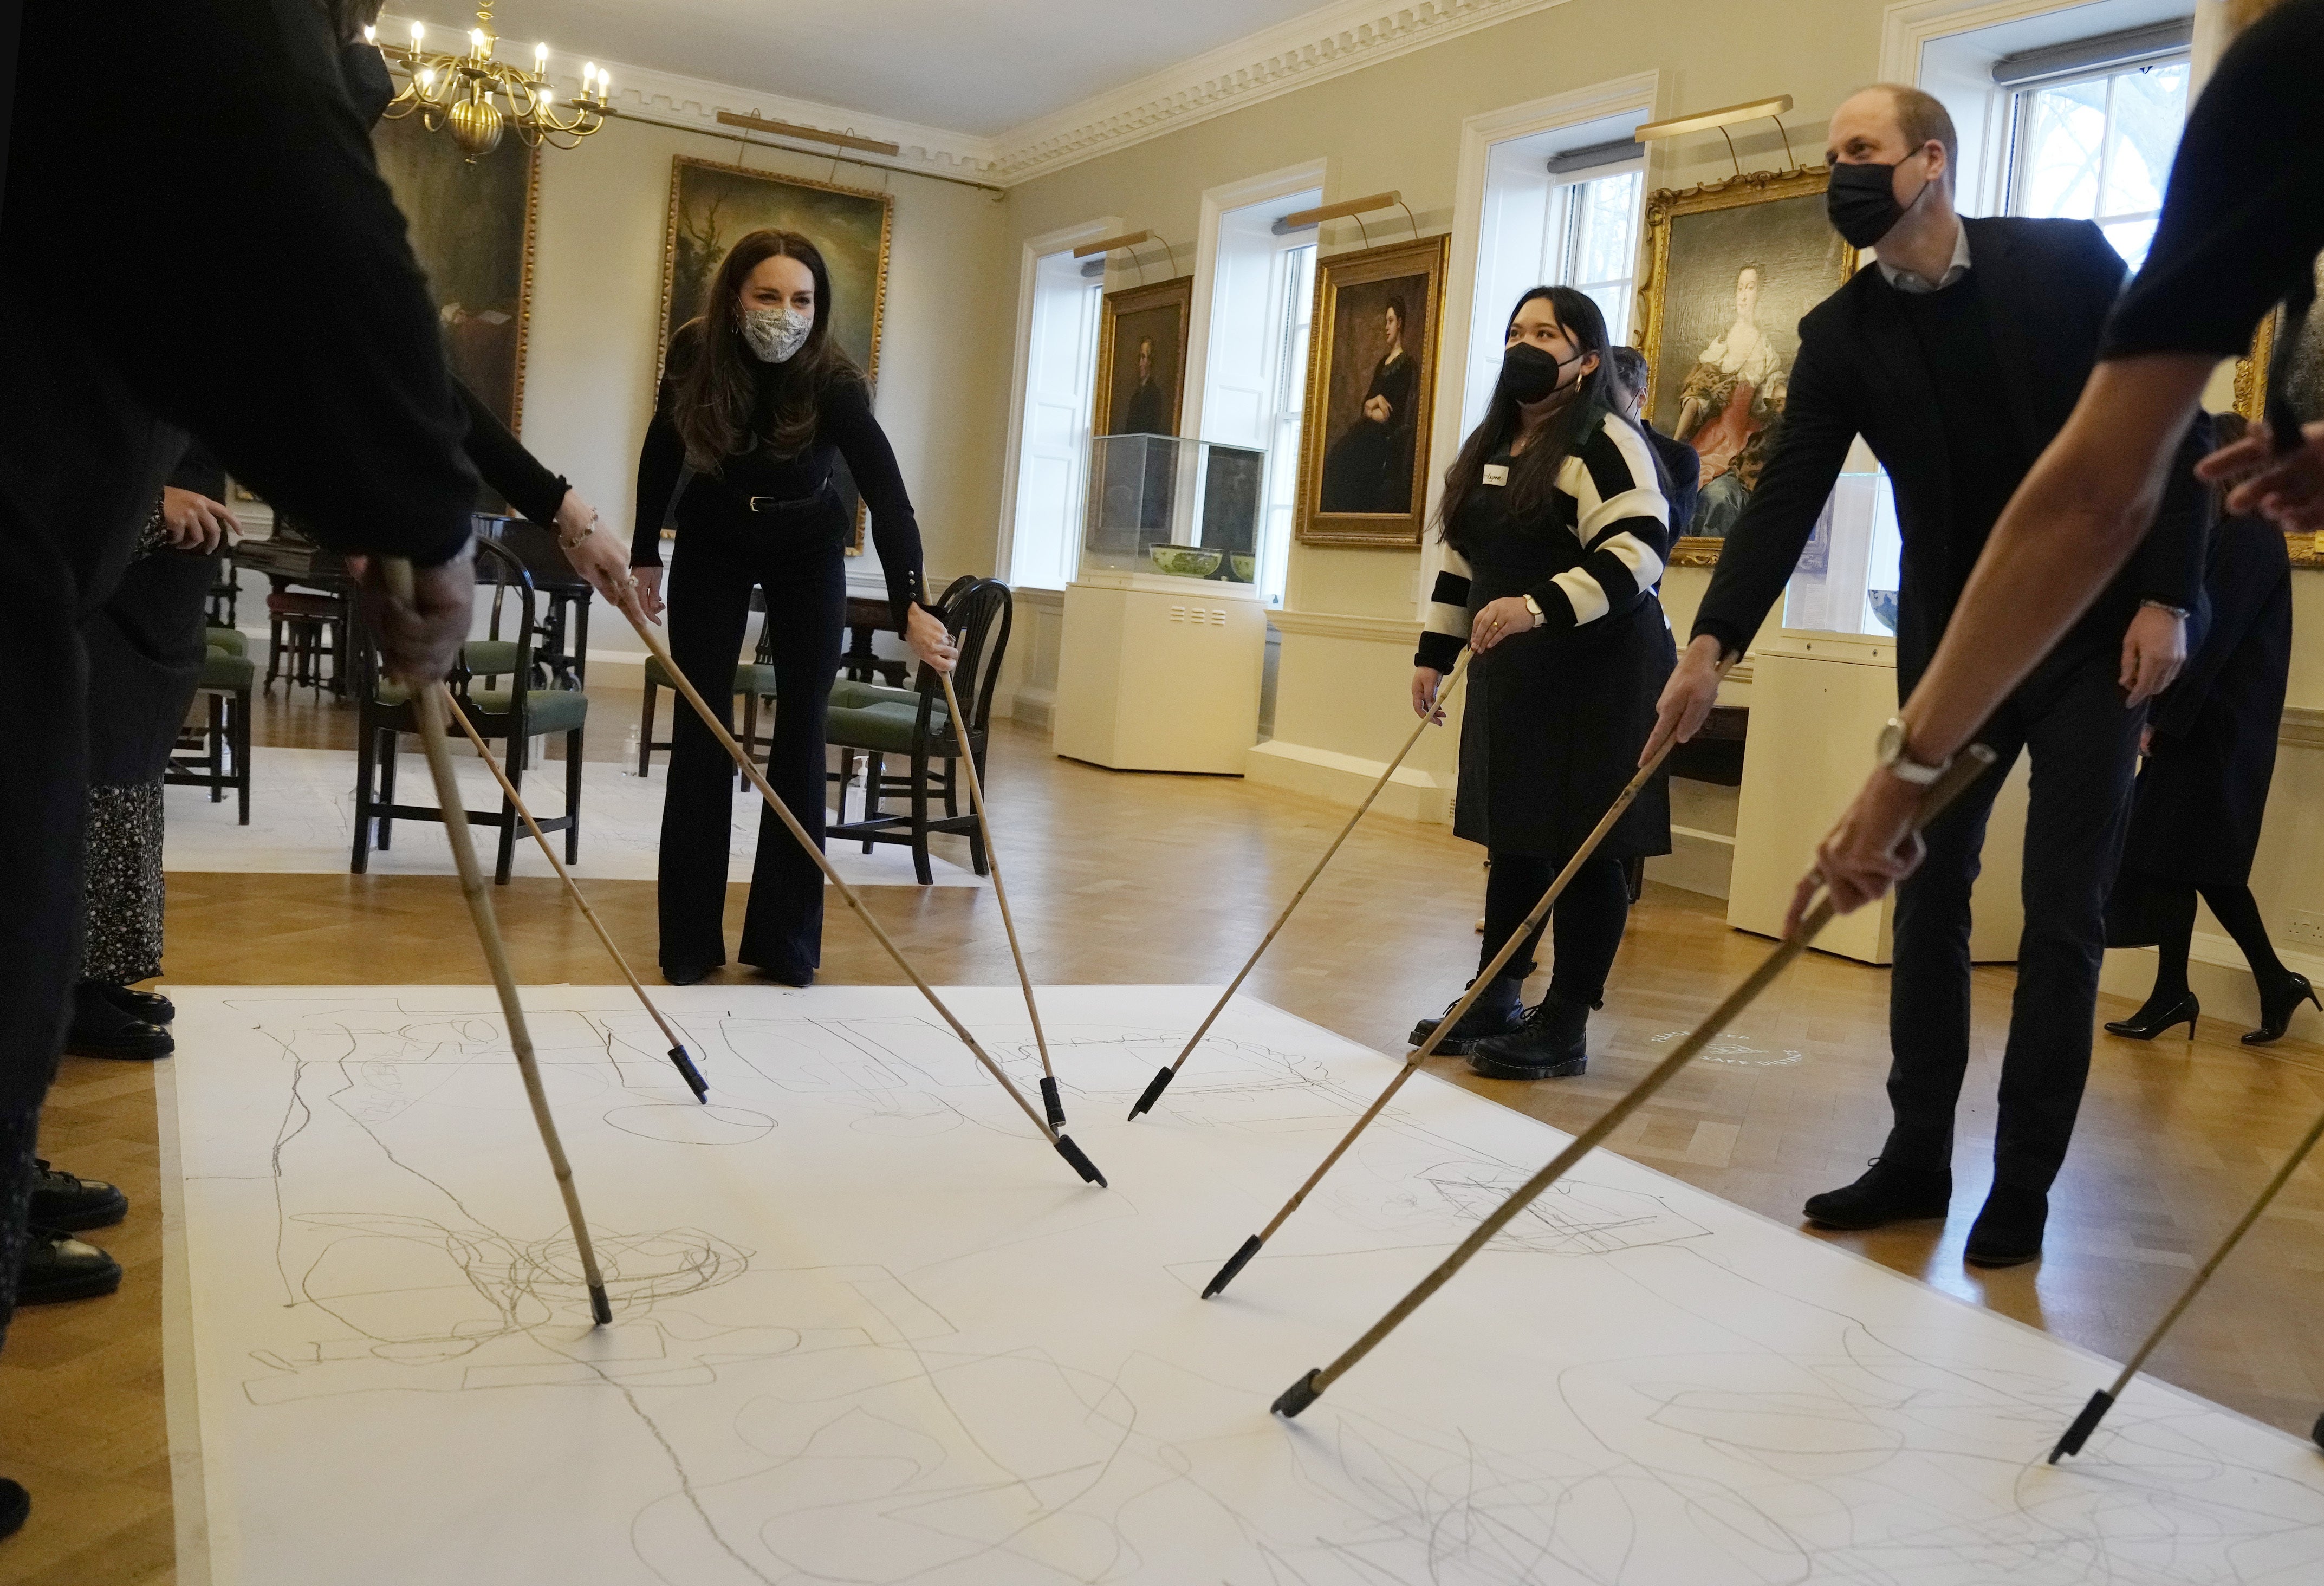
[375,10,1002,179]
[987,0,1579,184]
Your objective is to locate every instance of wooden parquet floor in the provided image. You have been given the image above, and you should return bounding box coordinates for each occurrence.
[7,678,2322,1580]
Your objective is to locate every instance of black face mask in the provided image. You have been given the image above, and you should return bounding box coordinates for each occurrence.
[1498,340,1587,406]
[1825,159,1932,248]
[340,40,397,131]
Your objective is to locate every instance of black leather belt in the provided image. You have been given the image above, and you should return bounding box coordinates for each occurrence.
[747,474,833,513]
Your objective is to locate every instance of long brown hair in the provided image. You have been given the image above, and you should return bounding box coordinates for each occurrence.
[1438,286,1622,550]
[670,229,861,467]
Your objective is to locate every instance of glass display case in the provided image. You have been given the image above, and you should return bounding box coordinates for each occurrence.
[1781,453,1902,638]
[1080,433,1267,584]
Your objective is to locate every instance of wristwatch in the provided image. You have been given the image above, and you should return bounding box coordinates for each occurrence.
[2139,599,2190,619]
[1521,594,1544,628]
[1875,716,1949,786]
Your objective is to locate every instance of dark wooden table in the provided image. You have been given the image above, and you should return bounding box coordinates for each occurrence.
[745,589,907,686]
[234,515,594,690]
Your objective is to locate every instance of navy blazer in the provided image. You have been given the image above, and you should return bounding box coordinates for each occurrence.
[1691,216,2209,696]
[1642,422,1701,542]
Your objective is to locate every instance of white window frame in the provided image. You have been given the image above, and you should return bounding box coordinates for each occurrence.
[1998,50,2191,263]
[994,215,1121,590]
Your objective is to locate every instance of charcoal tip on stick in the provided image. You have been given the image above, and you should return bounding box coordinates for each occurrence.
[588,1284,613,1327]
[2048,1389,2115,1464]
[1040,1076,1067,1130]
[1202,1234,1263,1299]
[1054,1134,1108,1187]
[1128,1065,1174,1121]
[671,1046,710,1103]
[1271,1369,1324,1418]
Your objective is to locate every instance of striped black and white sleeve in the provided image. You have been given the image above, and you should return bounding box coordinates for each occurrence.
[1530,415,1671,634]
[1416,542,1472,672]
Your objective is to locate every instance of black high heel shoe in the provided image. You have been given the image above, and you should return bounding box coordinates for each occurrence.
[2245,972,2321,1045]
[2105,991,2198,1041]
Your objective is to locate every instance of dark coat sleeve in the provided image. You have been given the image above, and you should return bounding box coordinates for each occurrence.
[14,4,479,566]
[1689,326,1860,658]
[821,376,929,630]
[455,379,570,528]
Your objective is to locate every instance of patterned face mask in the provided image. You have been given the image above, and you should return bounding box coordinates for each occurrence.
[738,304,812,363]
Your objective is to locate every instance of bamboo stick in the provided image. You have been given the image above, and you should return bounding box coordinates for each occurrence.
[383,560,615,1325]
[440,687,709,1102]
[1269,745,1996,1416]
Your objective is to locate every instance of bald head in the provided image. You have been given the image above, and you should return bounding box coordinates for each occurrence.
[1827,84,1957,189]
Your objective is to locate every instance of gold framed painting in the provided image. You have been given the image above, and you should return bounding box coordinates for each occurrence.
[1093,276,1193,439]
[2231,263,2324,569]
[1637,166,1857,568]
[1296,232,1450,548]
[658,156,895,551]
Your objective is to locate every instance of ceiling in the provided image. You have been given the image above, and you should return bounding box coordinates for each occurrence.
[469,0,1340,138]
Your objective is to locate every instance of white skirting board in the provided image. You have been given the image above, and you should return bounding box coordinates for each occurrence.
[157,984,2324,1584]
[161,746,979,887]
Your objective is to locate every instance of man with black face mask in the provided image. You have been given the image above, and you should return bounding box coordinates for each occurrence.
[1641,85,2210,1271]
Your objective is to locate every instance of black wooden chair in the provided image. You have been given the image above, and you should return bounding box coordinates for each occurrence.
[349,538,589,883]
[826,576,1012,885]
[636,619,780,778]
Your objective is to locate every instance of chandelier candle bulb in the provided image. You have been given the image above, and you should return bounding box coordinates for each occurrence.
[410,21,424,45]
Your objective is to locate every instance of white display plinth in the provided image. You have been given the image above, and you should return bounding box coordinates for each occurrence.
[1727,630,2028,964]
[1053,574,1265,774]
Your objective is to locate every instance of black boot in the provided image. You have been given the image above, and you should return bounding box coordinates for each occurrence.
[1803,1153,1952,1230]
[2246,971,2321,1046]
[28,1160,128,1232]
[15,1230,124,1305]
[1466,989,1589,1081]
[1964,1184,2048,1267]
[1408,974,1524,1057]
[2104,990,2198,1041]
[0,1478,24,1540]
[63,983,173,1061]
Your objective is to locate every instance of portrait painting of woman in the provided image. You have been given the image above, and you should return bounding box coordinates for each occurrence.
[1297,233,1447,547]
[1672,263,1786,487]
[1320,293,1419,514]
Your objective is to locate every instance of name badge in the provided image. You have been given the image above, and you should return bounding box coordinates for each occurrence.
[1482,463,1509,486]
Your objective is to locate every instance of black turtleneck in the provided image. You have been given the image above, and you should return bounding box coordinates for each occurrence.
[632,332,928,628]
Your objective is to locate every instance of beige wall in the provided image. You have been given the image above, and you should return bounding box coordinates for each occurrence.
[519,116,1014,660]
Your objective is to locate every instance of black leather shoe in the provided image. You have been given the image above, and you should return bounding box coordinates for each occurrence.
[748,963,815,989]
[2246,972,2322,1046]
[27,1160,127,1232]
[95,983,174,1025]
[2105,990,2198,1041]
[16,1230,124,1305]
[1409,974,1524,1057]
[1468,989,1589,1081]
[1803,1157,1952,1230]
[661,964,716,987]
[2312,1410,2323,1454]
[0,1478,25,1540]
[62,984,173,1061]
[1964,1184,2048,1267]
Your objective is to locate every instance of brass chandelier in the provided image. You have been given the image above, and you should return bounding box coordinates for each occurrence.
[372,3,612,160]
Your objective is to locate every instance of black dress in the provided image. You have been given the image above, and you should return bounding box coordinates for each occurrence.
[2119,514,2292,891]
[1420,419,1677,862]
[1320,350,1418,514]
[632,328,927,980]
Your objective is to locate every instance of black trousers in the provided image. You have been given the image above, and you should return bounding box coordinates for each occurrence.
[1886,645,2144,1192]
[1478,847,1631,1006]
[657,514,847,979]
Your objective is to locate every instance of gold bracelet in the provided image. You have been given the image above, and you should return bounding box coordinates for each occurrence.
[557,512,599,552]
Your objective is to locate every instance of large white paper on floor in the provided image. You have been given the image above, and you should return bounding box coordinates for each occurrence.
[161,985,2324,1585]
[162,746,977,886]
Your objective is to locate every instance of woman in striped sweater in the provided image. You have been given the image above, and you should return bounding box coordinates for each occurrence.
[1410,287,1676,1079]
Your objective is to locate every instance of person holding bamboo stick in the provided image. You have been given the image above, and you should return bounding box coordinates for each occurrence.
[1407,287,1676,1078]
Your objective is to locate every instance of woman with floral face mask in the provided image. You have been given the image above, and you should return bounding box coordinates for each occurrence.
[632,229,956,987]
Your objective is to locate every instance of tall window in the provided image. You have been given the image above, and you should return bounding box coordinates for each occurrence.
[1463,140,1645,429]
[1559,168,1645,344]
[1196,188,1321,608]
[2004,54,2190,269]
[1005,250,1103,589]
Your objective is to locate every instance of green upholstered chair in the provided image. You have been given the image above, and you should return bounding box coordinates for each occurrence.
[635,623,780,778]
[826,575,1011,885]
[349,538,589,883]
[164,636,256,823]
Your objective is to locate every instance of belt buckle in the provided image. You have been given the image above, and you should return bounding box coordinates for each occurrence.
[748,496,777,512]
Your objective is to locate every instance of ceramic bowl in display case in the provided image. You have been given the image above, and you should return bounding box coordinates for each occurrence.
[1148,545,1224,578]
[1228,554,1256,582]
